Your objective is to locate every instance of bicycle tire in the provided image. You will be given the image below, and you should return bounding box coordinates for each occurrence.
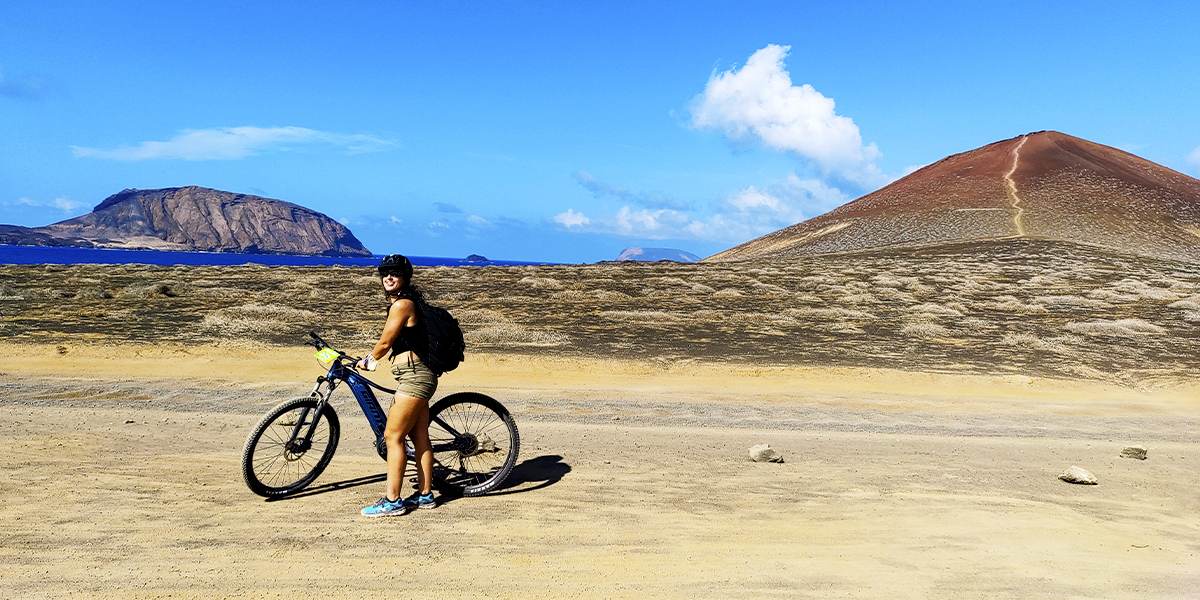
[428,392,520,496]
[241,397,340,497]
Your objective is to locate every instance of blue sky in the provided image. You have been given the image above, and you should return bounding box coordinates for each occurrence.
[3,1,1198,263]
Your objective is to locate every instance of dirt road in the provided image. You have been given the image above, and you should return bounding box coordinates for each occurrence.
[2,348,1198,598]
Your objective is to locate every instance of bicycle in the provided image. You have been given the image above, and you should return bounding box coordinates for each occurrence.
[241,332,520,498]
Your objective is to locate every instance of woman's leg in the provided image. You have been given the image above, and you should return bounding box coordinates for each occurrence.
[383,394,426,501]
[409,402,433,495]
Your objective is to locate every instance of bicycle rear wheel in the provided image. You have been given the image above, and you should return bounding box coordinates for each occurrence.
[242,397,340,497]
[428,392,519,496]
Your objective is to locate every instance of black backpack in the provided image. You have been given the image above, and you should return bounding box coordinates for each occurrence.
[415,300,465,375]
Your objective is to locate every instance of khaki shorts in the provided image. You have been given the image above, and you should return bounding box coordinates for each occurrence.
[390,355,438,402]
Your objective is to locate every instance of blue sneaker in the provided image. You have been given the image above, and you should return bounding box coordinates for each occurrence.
[405,491,437,510]
[361,496,411,518]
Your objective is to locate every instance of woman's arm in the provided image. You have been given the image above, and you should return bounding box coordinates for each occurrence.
[357,299,417,370]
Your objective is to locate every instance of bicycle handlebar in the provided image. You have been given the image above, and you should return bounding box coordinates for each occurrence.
[308,332,363,366]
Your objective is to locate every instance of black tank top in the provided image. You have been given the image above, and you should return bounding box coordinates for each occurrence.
[387,299,428,359]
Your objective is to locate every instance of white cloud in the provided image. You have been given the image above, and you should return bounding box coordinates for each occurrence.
[1188,145,1200,172]
[552,172,851,244]
[71,126,394,161]
[9,195,87,213]
[390,215,404,224]
[553,209,591,227]
[691,44,885,188]
[53,196,87,212]
[467,215,490,226]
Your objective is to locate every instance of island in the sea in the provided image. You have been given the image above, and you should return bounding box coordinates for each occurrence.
[0,186,371,257]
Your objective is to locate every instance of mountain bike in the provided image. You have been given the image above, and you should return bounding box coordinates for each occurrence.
[241,332,520,498]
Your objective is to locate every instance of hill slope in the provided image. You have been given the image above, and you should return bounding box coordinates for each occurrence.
[707,131,1200,263]
[34,186,371,256]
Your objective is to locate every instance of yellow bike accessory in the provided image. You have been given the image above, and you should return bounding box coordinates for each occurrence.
[314,348,339,363]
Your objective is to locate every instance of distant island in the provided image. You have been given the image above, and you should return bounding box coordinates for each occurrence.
[0,186,372,257]
[616,247,702,263]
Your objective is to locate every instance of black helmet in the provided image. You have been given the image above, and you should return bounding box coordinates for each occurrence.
[377,254,413,279]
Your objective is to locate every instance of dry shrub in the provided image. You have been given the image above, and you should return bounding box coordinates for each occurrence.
[518,276,564,289]
[1183,311,1200,323]
[690,284,716,294]
[785,307,876,320]
[713,288,743,297]
[465,325,569,346]
[550,289,633,301]
[838,293,878,304]
[120,281,188,298]
[980,296,1047,313]
[550,290,585,301]
[197,287,253,299]
[1035,295,1112,309]
[0,284,25,300]
[1086,289,1140,302]
[1109,278,1180,301]
[749,282,789,295]
[1167,300,1200,310]
[456,308,512,325]
[1000,333,1075,354]
[900,322,949,338]
[820,322,864,334]
[910,303,963,317]
[1065,319,1166,337]
[74,287,113,300]
[960,317,992,332]
[201,303,318,335]
[600,310,684,323]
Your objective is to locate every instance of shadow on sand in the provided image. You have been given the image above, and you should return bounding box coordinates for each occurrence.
[262,454,570,503]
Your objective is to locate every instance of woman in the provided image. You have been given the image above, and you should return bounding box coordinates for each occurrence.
[357,254,438,517]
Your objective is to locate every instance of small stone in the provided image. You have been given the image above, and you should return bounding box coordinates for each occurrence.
[1059,465,1098,485]
[1120,446,1147,460]
[749,444,783,463]
[124,419,135,424]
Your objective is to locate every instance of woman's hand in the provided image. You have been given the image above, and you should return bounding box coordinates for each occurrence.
[357,354,378,371]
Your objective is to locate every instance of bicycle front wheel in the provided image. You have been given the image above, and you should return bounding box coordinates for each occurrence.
[241,397,340,497]
[428,392,520,496]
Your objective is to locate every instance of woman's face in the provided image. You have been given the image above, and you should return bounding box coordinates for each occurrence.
[380,271,406,293]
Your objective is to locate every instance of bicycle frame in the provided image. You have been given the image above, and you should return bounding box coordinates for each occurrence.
[303,347,468,458]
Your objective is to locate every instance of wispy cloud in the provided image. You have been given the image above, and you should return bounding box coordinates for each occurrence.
[6,195,87,213]
[1188,145,1200,173]
[71,126,394,161]
[0,68,50,99]
[690,44,886,189]
[572,170,687,210]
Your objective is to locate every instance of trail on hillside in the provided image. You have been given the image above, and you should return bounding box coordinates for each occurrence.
[1004,136,1028,237]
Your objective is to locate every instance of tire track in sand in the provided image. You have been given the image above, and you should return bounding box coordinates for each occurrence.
[1004,136,1028,237]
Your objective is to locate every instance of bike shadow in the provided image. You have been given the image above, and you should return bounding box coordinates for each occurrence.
[264,473,386,502]
[488,454,571,496]
[264,454,571,503]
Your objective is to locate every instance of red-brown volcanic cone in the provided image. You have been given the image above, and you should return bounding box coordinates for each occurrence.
[707,131,1200,262]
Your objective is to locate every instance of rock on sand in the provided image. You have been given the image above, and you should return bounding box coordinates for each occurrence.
[749,444,784,463]
[1059,465,1098,485]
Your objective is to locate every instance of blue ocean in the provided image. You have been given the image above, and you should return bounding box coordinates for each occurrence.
[0,245,553,268]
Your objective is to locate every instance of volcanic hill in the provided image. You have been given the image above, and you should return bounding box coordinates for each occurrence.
[707,131,1200,263]
[29,186,371,256]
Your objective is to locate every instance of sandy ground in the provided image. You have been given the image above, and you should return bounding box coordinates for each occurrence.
[2,344,1198,599]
